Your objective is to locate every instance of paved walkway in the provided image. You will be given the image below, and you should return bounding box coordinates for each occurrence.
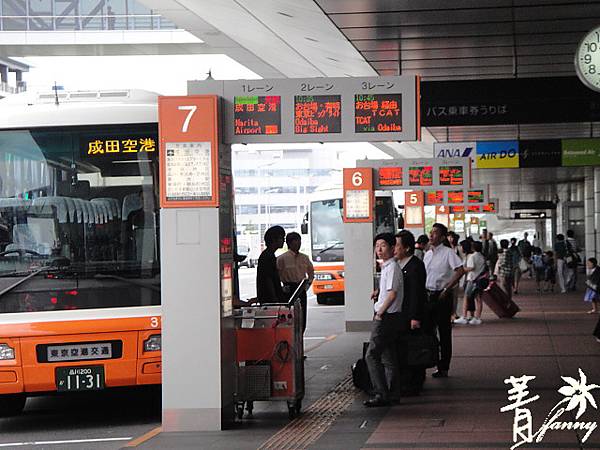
[131,279,600,450]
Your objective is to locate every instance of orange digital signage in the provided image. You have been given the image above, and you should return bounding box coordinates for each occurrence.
[378,167,403,186]
[448,190,465,204]
[439,166,464,186]
[355,93,402,133]
[451,206,465,213]
[468,205,481,213]
[425,190,444,205]
[483,202,498,213]
[294,95,341,134]
[408,166,433,186]
[234,96,281,135]
[468,189,485,203]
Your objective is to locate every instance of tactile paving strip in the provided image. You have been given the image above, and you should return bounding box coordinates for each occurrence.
[257,375,358,450]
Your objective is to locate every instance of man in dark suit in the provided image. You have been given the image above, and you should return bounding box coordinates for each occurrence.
[395,230,427,394]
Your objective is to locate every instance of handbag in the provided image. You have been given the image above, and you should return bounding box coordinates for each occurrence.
[405,331,439,368]
[519,258,528,272]
[351,342,373,393]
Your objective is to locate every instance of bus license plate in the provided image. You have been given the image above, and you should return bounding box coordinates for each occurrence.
[56,366,105,392]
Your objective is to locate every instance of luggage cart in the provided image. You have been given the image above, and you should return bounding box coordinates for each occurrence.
[233,281,306,420]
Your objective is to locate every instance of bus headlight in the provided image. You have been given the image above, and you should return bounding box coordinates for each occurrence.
[0,343,15,360]
[144,335,161,352]
[315,273,334,281]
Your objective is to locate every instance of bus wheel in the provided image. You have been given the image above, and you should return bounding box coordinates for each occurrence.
[316,294,328,305]
[0,394,26,417]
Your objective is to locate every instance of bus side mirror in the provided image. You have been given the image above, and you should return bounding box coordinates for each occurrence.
[300,223,308,235]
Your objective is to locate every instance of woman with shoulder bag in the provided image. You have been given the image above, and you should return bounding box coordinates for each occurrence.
[455,241,487,325]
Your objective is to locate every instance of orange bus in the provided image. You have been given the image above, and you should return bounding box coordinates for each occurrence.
[303,188,397,304]
[0,90,161,415]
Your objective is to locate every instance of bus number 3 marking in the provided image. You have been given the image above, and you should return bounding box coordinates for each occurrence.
[178,105,197,133]
[352,171,363,187]
[150,317,160,328]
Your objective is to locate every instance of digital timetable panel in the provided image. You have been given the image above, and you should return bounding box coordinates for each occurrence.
[367,158,471,190]
[234,96,281,135]
[190,76,420,144]
[294,95,341,134]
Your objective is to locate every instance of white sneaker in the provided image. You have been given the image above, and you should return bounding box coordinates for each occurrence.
[454,317,470,325]
[469,318,482,325]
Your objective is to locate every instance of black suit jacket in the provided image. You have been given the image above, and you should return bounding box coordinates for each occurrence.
[400,255,426,322]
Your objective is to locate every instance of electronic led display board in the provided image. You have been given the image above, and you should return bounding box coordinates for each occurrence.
[355,93,402,133]
[294,95,341,134]
[483,201,498,213]
[234,96,281,135]
[468,189,485,203]
[468,205,482,213]
[439,166,464,186]
[426,190,444,205]
[408,166,433,186]
[378,167,403,186]
[451,206,465,213]
[448,190,465,204]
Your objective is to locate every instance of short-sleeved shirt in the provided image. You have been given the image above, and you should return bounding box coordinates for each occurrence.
[423,244,463,290]
[374,258,403,314]
[466,252,486,281]
[277,250,314,285]
[256,249,285,303]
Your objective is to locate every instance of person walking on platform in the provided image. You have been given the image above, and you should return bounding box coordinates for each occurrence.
[364,233,404,407]
[566,229,581,291]
[256,226,286,303]
[518,232,533,279]
[423,223,465,378]
[455,241,487,325]
[554,234,568,294]
[394,230,426,395]
[584,257,600,314]
[277,232,314,333]
[414,234,429,261]
[509,238,523,294]
[495,239,515,301]
[487,232,499,274]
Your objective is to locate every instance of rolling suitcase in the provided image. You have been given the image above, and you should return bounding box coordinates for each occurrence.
[481,281,520,318]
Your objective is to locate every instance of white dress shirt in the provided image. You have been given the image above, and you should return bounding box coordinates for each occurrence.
[374,258,403,314]
[423,244,464,290]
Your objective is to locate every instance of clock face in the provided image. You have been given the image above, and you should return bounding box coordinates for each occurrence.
[575,27,600,92]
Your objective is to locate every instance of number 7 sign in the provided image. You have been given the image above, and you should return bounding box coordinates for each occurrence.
[158,95,220,208]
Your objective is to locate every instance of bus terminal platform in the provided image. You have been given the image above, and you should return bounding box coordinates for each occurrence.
[130,279,600,450]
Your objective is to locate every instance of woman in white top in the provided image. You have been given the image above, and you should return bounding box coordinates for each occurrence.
[455,241,487,325]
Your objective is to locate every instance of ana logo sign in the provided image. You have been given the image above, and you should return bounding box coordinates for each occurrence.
[433,142,475,158]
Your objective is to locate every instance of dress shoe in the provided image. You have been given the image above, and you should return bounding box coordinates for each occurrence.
[432,370,448,378]
[363,396,390,407]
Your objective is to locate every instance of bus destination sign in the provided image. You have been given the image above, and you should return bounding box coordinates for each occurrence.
[294,95,341,134]
[355,93,402,133]
[448,190,465,204]
[409,166,433,186]
[426,190,444,205]
[234,96,281,135]
[439,166,464,186]
[378,167,403,186]
[468,189,485,203]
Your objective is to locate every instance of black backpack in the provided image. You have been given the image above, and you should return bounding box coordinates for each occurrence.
[351,342,373,393]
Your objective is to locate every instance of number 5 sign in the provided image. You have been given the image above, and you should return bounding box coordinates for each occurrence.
[404,191,425,227]
[343,168,373,223]
[158,95,220,208]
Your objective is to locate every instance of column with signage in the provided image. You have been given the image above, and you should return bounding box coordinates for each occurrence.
[342,168,376,331]
[158,95,235,431]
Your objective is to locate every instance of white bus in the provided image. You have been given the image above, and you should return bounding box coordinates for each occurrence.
[0,90,162,415]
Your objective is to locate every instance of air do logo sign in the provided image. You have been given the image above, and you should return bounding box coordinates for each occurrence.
[434,141,520,169]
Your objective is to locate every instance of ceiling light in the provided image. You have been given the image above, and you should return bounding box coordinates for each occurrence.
[277,11,293,18]
[305,37,319,42]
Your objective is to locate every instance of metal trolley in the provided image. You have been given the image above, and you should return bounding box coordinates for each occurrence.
[233,281,306,420]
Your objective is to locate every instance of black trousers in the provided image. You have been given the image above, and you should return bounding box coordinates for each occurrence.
[425,290,453,371]
[594,315,600,340]
[283,282,307,333]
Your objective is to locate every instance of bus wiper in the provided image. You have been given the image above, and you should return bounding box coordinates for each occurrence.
[0,267,48,300]
[93,274,160,293]
[318,241,343,254]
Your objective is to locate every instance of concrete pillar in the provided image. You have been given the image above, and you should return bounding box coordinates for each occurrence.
[0,65,7,84]
[584,167,595,259]
[595,167,600,260]
[344,221,374,331]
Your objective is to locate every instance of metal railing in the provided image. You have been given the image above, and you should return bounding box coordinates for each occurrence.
[0,13,176,31]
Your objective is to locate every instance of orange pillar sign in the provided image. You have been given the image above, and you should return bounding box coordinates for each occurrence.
[404,191,425,228]
[158,95,219,208]
[343,168,374,223]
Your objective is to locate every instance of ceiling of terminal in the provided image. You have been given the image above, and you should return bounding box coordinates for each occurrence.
[315,0,598,81]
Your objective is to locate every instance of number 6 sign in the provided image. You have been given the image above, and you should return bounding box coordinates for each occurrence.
[343,168,373,223]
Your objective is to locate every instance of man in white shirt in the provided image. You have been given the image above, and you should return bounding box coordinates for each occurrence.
[423,223,465,378]
[364,233,404,407]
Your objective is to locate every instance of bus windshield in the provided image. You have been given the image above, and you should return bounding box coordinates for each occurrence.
[0,124,160,314]
[310,199,343,263]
